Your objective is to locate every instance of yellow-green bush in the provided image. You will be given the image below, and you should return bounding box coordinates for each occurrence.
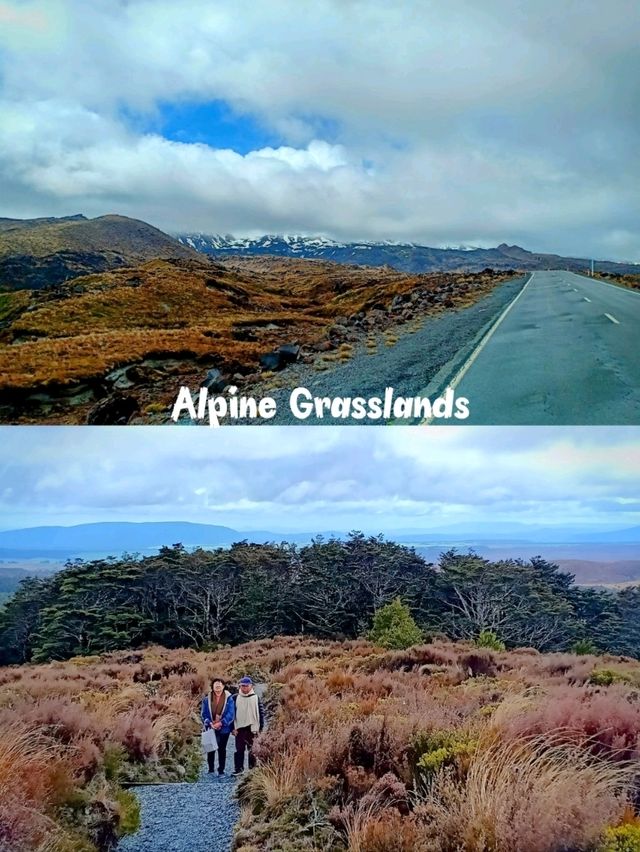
[600,824,640,852]
[589,669,632,687]
[114,788,141,836]
[413,730,476,782]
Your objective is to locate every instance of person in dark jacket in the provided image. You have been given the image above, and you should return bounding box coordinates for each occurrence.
[201,677,235,775]
[232,676,265,775]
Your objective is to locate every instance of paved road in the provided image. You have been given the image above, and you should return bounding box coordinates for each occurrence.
[442,271,640,424]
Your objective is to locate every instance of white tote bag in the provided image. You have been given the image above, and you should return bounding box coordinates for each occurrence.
[201,728,218,753]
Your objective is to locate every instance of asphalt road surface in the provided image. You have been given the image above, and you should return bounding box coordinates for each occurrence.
[440,271,640,424]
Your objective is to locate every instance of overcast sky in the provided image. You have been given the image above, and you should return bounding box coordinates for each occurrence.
[1,427,638,533]
[0,1,638,259]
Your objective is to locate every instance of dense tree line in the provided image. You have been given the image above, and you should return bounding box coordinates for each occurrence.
[0,534,638,664]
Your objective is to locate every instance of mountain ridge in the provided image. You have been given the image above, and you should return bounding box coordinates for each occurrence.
[176,232,640,275]
[0,214,199,290]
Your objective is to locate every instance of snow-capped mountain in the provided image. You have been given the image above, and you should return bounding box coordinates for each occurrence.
[174,233,640,275]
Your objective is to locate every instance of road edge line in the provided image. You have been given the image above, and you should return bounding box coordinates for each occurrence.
[570,271,640,298]
[421,271,535,425]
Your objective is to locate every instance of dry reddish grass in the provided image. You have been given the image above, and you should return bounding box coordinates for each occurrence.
[233,638,640,852]
[0,638,343,849]
[4,636,635,850]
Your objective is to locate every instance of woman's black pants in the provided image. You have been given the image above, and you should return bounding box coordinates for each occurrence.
[206,731,230,773]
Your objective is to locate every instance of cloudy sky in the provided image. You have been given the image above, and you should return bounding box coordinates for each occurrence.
[1,427,639,533]
[0,0,638,259]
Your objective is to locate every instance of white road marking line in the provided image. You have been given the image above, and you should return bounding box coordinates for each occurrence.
[583,297,591,302]
[568,271,640,298]
[604,313,620,324]
[422,272,535,425]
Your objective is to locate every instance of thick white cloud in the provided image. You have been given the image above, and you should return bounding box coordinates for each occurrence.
[0,427,638,531]
[0,0,638,258]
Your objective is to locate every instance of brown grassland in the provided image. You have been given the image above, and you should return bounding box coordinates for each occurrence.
[2,637,640,851]
[0,257,514,423]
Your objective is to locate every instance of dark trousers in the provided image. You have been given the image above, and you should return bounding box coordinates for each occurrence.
[206,731,230,773]
[234,726,256,772]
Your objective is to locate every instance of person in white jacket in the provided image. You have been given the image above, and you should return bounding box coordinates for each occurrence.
[232,676,265,775]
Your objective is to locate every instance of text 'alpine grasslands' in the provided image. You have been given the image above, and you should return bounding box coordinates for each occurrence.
[171,385,470,426]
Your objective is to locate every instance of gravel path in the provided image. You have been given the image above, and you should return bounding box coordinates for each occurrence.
[239,275,526,425]
[120,687,266,852]
[118,765,239,852]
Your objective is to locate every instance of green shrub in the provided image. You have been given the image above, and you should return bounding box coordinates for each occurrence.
[367,598,422,650]
[600,824,640,851]
[412,730,476,784]
[114,788,141,836]
[572,638,598,656]
[103,743,126,781]
[589,669,632,687]
[475,630,506,652]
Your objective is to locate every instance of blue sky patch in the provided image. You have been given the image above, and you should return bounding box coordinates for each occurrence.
[129,100,284,154]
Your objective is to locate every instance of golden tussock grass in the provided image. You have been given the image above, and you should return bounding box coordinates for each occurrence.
[0,258,515,392]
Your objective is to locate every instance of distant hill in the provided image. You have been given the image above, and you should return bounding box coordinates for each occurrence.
[0,521,337,562]
[0,214,199,290]
[0,521,255,556]
[177,233,640,275]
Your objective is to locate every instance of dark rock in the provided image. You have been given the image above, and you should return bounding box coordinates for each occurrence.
[127,364,158,385]
[277,343,300,364]
[259,351,281,371]
[391,294,409,309]
[231,325,257,341]
[259,344,301,371]
[329,324,350,341]
[106,366,135,390]
[203,368,227,392]
[86,393,139,425]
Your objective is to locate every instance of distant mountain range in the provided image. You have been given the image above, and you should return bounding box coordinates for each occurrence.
[176,233,640,275]
[2,213,637,292]
[2,520,639,557]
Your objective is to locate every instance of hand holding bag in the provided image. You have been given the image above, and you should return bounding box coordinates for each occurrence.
[201,728,218,753]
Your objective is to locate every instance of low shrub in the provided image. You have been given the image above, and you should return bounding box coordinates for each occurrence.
[367,598,422,650]
[574,639,599,656]
[476,630,506,652]
[600,824,640,852]
[413,730,477,786]
[590,669,633,687]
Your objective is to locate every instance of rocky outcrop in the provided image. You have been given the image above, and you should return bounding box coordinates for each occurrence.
[86,393,139,425]
[259,343,300,371]
[0,251,129,291]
